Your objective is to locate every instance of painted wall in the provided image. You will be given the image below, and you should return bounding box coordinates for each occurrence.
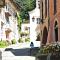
[29,0,40,42]
[0,3,19,41]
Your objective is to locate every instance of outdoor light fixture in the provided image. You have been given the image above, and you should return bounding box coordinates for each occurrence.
[32,16,35,22]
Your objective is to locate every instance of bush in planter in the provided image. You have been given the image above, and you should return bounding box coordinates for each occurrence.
[18,38,23,43]
[0,40,9,48]
[11,39,16,44]
[20,32,29,37]
[36,42,60,60]
[6,40,11,45]
[25,38,30,42]
[0,41,5,46]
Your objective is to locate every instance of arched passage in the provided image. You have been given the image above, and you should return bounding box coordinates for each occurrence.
[54,21,58,42]
[42,27,48,45]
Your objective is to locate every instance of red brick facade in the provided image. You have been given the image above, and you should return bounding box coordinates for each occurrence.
[48,0,60,43]
[40,0,60,45]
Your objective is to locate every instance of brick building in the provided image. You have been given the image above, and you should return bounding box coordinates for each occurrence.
[40,0,60,45]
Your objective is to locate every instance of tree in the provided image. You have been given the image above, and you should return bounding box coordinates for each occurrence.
[14,0,36,20]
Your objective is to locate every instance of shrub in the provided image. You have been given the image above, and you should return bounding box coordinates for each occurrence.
[20,32,29,37]
[11,39,16,44]
[38,43,60,55]
[25,38,30,42]
[36,43,60,60]
[6,40,11,45]
[18,38,23,43]
[0,40,9,48]
[0,41,5,46]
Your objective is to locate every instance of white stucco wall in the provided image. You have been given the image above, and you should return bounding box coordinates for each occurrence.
[29,8,40,42]
[0,5,19,41]
[29,0,40,42]
[21,23,30,32]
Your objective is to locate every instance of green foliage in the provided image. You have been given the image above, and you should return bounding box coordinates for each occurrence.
[0,40,9,48]
[20,32,29,37]
[14,0,36,32]
[25,38,30,42]
[18,38,23,43]
[11,39,16,44]
[17,12,22,32]
[15,0,36,19]
[38,43,60,55]
[6,40,11,45]
[23,19,29,23]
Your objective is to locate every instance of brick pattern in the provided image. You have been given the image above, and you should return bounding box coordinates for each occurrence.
[40,0,60,44]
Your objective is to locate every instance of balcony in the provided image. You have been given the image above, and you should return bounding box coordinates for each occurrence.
[5,23,13,32]
[5,8,12,16]
[5,4,13,17]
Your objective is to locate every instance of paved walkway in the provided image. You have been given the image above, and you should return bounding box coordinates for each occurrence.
[2,51,35,60]
[2,48,36,60]
[0,42,40,60]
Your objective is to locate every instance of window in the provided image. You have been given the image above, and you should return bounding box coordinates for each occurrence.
[1,22,4,29]
[38,1,40,9]
[6,16,9,24]
[25,27,28,30]
[6,4,7,9]
[48,0,49,16]
[41,30,42,35]
[45,0,47,17]
[42,1,43,20]
[54,21,58,42]
[48,18,50,31]
[37,18,40,24]
[32,16,35,22]
[13,12,17,17]
[54,0,57,14]
[38,4,40,9]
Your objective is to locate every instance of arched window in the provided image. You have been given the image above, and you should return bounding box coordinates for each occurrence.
[54,21,58,42]
[45,0,47,17]
[54,0,57,14]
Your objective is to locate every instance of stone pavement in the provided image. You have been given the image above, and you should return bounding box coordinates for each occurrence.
[0,42,40,60]
[2,51,35,60]
[0,49,36,60]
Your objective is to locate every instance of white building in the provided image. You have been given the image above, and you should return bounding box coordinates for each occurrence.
[21,23,30,33]
[29,0,40,42]
[0,0,19,41]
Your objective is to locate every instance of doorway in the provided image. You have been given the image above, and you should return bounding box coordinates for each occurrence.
[42,27,48,45]
[54,21,58,42]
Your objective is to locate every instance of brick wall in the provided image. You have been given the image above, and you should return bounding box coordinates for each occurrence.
[48,0,60,43]
[40,0,60,44]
